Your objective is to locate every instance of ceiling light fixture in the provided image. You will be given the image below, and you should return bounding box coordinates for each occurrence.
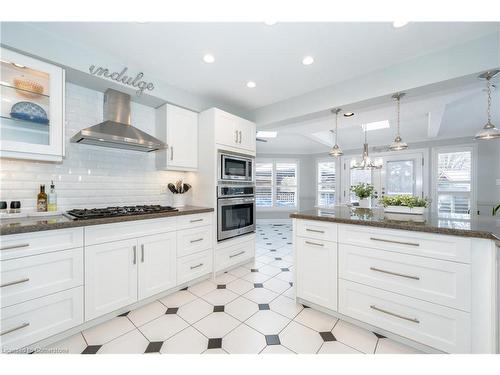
[203,54,215,64]
[475,70,500,140]
[389,93,408,151]
[302,56,314,66]
[343,112,354,117]
[362,120,390,132]
[329,108,343,157]
[246,81,256,88]
[393,21,409,28]
[351,130,382,170]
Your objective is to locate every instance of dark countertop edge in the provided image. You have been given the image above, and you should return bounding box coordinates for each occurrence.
[0,207,214,236]
[289,212,500,241]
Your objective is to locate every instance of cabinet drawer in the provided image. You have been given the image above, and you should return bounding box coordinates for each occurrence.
[177,226,212,257]
[1,248,83,308]
[339,244,471,311]
[0,287,83,352]
[0,228,83,261]
[338,224,471,263]
[177,213,213,230]
[177,250,212,285]
[338,280,470,353]
[296,220,337,242]
[215,239,254,272]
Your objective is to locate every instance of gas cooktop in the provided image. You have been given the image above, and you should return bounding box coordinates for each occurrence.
[65,205,178,220]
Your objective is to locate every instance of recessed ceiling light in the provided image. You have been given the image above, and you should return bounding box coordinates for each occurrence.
[264,21,277,26]
[302,56,314,66]
[393,21,409,28]
[343,112,355,117]
[203,54,215,64]
[246,81,256,88]
[256,131,277,138]
[362,120,390,132]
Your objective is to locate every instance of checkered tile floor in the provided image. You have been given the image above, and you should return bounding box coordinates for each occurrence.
[41,222,422,354]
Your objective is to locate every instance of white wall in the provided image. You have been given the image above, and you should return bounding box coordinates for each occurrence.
[0,83,196,210]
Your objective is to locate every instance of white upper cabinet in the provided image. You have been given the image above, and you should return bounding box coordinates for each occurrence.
[214,109,256,153]
[156,103,198,171]
[0,47,65,162]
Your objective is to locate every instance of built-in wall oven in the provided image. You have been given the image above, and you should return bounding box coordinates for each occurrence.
[218,151,254,183]
[217,185,255,241]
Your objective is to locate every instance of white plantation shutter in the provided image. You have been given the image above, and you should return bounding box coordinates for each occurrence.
[317,161,336,207]
[275,163,298,207]
[256,162,273,207]
[256,160,298,208]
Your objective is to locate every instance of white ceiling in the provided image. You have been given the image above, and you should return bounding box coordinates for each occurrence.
[29,22,498,111]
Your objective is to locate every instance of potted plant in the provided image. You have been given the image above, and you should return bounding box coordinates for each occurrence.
[350,183,375,208]
[168,180,192,207]
[380,195,429,215]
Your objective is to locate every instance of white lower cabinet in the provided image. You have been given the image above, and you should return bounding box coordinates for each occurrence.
[296,237,337,311]
[215,238,255,272]
[177,249,212,285]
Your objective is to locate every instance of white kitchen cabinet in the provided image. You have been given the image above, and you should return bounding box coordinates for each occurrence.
[156,103,198,171]
[214,109,256,152]
[296,237,338,311]
[0,47,65,162]
[138,232,177,300]
[85,239,138,321]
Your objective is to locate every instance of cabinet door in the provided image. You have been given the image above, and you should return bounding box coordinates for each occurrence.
[85,239,138,321]
[296,237,337,311]
[214,110,239,148]
[0,47,64,162]
[138,232,177,300]
[166,104,198,170]
[235,118,256,152]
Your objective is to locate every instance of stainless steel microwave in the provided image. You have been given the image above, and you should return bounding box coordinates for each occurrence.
[218,151,254,182]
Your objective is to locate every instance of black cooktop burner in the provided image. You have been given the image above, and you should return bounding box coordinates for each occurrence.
[65,205,178,220]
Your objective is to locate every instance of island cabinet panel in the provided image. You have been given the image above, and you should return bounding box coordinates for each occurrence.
[296,237,337,311]
[296,220,337,242]
[338,224,471,264]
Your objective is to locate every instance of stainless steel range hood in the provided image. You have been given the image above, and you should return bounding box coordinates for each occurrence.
[71,89,166,152]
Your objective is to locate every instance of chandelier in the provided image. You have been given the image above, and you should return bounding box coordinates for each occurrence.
[350,130,382,170]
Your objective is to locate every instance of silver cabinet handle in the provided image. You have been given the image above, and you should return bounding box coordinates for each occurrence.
[141,244,144,263]
[170,146,174,161]
[190,218,203,223]
[229,251,245,258]
[190,238,203,243]
[370,305,420,324]
[234,130,238,143]
[370,267,420,280]
[1,243,30,251]
[190,263,204,270]
[238,130,242,143]
[369,237,419,247]
[133,245,137,265]
[306,228,325,234]
[0,322,30,336]
[1,278,30,288]
[305,240,324,247]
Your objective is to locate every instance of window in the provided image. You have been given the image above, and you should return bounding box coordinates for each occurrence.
[386,160,414,196]
[317,161,336,207]
[256,160,298,209]
[435,148,473,216]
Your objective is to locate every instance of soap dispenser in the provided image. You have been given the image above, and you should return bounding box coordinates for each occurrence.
[47,180,58,212]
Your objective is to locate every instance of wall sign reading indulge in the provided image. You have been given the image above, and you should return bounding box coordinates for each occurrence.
[89,65,154,96]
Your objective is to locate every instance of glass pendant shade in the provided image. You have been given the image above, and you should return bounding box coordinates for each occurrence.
[389,93,408,151]
[329,109,343,157]
[329,143,343,157]
[475,70,500,140]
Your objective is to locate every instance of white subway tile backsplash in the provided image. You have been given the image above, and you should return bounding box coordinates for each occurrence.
[0,83,195,210]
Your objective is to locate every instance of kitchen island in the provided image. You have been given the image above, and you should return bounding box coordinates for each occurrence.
[290,207,499,354]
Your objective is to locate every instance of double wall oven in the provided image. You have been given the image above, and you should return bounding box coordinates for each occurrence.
[217,151,256,242]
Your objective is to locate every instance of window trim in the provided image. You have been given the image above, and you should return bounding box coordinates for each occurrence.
[315,157,339,208]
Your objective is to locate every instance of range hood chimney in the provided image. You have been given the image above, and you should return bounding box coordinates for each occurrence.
[71,89,166,152]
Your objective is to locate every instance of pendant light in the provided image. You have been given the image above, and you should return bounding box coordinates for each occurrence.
[389,92,408,151]
[475,70,500,140]
[350,129,382,170]
[329,108,343,157]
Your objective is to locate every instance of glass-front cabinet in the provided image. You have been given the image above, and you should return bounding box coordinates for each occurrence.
[0,47,65,161]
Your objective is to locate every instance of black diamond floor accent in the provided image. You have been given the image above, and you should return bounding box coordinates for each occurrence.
[289,282,293,286]
[302,304,310,308]
[217,284,226,289]
[81,345,102,354]
[213,305,225,312]
[270,249,276,252]
[266,243,272,245]
[373,332,386,339]
[179,286,188,291]
[265,335,281,345]
[251,269,258,272]
[207,338,223,349]
[144,341,163,353]
[281,268,290,272]
[165,307,179,314]
[254,283,264,288]
[117,311,130,317]
[319,332,336,342]
[287,242,292,245]
[258,304,270,310]
[275,257,282,260]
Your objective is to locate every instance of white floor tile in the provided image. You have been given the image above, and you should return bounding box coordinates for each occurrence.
[127,301,166,327]
[177,298,214,324]
[275,271,294,282]
[160,327,208,354]
[223,324,266,354]
[263,277,291,294]
[261,345,295,354]
[224,297,259,321]
[213,272,237,284]
[294,308,338,332]
[241,272,273,283]
[241,260,265,270]
[228,266,251,278]
[139,314,189,342]
[42,333,87,354]
[258,264,282,277]
[245,310,291,335]
[256,255,277,264]
[98,329,149,354]
[159,290,197,308]
[332,320,378,354]
[243,288,280,304]
[269,295,303,319]
[188,279,217,297]
[193,312,240,338]
[318,341,362,354]
[203,348,227,354]
[202,288,239,305]
[282,286,296,299]
[279,321,323,354]
[82,316,136,345]
[226,278,254,295]
[375,338,423,354]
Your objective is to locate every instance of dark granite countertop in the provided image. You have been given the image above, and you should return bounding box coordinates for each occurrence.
[0,206,214,236]
[290,207,500,241]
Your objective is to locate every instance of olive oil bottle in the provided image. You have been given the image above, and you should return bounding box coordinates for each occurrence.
[47,181,58,212]
[37,184,47,212]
